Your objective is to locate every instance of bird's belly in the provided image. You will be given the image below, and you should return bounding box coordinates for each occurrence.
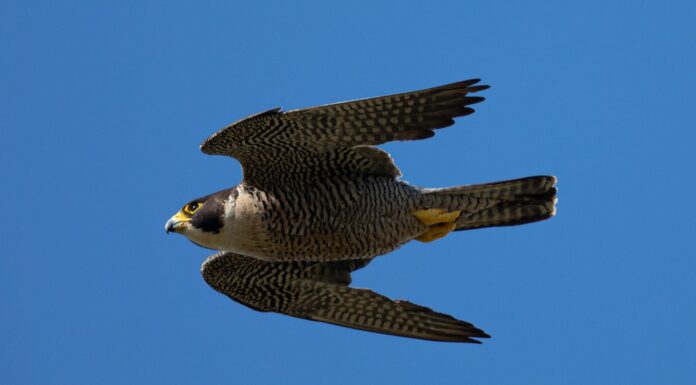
[246,180,425,262]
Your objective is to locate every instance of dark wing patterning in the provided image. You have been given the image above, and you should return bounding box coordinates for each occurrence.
[200,79,489,187]
[201,252,490,343]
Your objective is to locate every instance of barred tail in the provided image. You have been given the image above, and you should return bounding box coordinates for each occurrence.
[423,176,557,231]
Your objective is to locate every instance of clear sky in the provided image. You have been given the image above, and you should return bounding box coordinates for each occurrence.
[2,1,695,384]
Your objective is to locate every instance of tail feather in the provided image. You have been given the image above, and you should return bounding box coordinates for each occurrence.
[423,176,557,231]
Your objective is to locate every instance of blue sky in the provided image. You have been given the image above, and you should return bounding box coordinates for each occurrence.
[2,1,695,384]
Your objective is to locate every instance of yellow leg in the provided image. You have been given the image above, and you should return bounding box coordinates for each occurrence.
[412,208,461,243]
[415,223,457,243]
[411,208,462,226]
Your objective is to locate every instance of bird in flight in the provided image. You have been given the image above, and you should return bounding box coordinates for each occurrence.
[166,79,557,343]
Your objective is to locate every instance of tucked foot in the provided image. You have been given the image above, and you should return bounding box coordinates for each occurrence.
[415,223,457,243]
[412,208,462,226]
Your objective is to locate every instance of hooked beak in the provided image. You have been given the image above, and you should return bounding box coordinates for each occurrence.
[165,212,190,234]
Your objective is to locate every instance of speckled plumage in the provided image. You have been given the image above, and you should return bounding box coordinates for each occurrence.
[228,176,425,261]
[200,79,490,189]
[201,252,490,343]
[166,79,558,342]
[172,79,556,261]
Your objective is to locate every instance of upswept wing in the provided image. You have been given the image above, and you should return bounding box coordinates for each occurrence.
[200,79,489,186]
[201,252,490,343]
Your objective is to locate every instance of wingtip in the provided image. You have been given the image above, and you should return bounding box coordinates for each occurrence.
[476,331,492,339]
[465,327,491,343]
[453,332,490,344]
[468,84,491,93]
[464,96,486,105]
[439,79,490,95]
[463,78,491,90]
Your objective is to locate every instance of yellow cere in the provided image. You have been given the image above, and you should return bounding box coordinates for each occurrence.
[173,211,191,222]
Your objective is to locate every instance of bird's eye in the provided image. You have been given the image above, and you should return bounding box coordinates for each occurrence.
[185,202,200,214]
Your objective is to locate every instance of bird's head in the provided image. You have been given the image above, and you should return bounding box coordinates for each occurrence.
[165,189,231,249]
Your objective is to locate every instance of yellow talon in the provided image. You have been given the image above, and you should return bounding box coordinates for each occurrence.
[412,208,462,226]
[415,223,457,243]
[412,208,461,243]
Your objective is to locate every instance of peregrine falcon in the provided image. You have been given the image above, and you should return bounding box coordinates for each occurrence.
[166,79,557,343]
